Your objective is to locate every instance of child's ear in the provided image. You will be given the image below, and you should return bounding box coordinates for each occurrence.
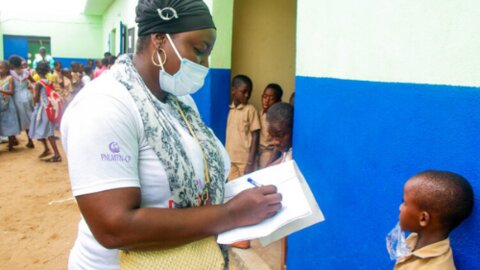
[419,211,430,227]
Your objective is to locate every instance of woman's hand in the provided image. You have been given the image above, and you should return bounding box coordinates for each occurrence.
[225,185,282,228]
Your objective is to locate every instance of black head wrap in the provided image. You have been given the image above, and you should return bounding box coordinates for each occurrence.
[136,0,216,36]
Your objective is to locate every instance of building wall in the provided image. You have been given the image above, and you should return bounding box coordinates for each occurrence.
[102,0,137,55]
[190,0,233,143]
[290,1,480,269]
[231,0,296,110]
[0,13,103,61]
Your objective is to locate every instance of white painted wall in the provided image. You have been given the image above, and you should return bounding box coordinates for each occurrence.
[296,0,480,87]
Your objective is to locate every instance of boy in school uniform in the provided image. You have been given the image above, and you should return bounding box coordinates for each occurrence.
[257,83,283,169]
[395,170,474,270]
[266,101,294,268]
[226,74,260,181]
[267,102,293,166]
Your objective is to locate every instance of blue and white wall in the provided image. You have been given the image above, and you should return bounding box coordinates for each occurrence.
[192,0,234,144]
[289,1,480,269]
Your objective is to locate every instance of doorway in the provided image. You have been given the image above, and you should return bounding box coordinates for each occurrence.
[231,0,297,109]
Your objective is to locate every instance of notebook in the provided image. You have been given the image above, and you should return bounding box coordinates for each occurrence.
[217,160,325,246]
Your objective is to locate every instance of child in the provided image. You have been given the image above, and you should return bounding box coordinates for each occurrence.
[257,83,283,169]
[52,61,63,92]
[9,55,35,148]
[82,66,93,85]
[29,61,62,162]
[0,61,20,151]
[225,75,260,249]
[61,68,74,106]
[70,62,84,96]
[265,102,294,269]
[225,74,260,180]
[395,170,474,269]
[266,102,294,165]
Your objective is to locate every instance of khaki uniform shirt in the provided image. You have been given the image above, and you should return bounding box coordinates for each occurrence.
[226,103,260,164]
[394,233,455,270]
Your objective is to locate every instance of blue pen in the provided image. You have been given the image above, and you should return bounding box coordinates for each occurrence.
[247,178,262,187]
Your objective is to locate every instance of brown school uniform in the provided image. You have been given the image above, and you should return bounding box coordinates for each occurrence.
[394,233,456,270]
[257,110,275,169]
[225,103,260,180]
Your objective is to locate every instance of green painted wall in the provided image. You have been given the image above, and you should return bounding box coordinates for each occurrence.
[0,20,3,60]
[210,0,234,69]
[0,13,103,59]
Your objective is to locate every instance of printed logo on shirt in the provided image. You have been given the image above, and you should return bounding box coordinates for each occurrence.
[109,142,120,153]
[101,141,132,162]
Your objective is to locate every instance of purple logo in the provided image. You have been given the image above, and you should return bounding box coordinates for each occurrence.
[101,142,131,163]
[109,142,120,153]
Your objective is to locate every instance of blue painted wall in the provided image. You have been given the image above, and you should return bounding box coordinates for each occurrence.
[55,57,89,69]
[288,77,480,269]
[3,35,28,60]
[192,68,231,144]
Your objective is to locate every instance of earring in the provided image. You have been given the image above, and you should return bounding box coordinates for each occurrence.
[151,48,167,67]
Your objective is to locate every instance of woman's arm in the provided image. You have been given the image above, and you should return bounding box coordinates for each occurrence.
[76,185,282,250]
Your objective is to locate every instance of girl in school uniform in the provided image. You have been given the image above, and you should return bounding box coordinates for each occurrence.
[29,61,62,162]
[9,55,35,148]
[0,61,20,151]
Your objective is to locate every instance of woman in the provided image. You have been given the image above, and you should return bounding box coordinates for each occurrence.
[61,0,282,269]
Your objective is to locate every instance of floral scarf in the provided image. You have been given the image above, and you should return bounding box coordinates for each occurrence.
[110,55,225,208]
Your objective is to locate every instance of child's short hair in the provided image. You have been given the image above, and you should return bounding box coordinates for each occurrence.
[266,102,293,129]
[84,66,92,75]
[413,170,474,232]
[232,74,253,91]
[36,61,50,76]
[9,55,23,69]
[265,83,283,101]
[102,57,110,67]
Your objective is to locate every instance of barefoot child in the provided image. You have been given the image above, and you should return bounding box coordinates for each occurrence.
[394,170,474,269]
[257,83,283,169]
[0,61,20,151]
[29,61,62,162]
[9,55,35,148]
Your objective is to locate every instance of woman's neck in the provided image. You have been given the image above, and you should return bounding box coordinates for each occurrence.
[132,53,166,103]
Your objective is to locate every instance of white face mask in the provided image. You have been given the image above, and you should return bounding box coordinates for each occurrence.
[386,222,411,260]
[157,34,209,96]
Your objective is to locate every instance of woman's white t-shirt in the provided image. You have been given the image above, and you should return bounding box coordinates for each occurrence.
[61,72,230,270]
